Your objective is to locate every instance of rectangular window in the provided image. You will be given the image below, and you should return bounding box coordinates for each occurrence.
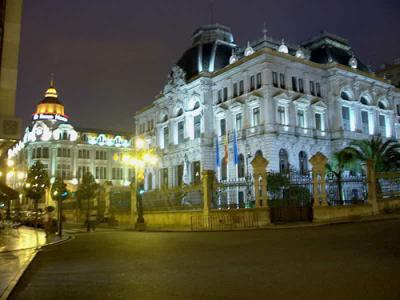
[316,83,321,97]
[163,127,169,148]
[162,168,168,188]
[342,106,350,131]
[278,106,286,125]
[299,78,304,93]
[177,164,184,187]
[233,83,238,97]
[272,72,278,87]
[37,148,42,159]
[220,119,226,136]
[310,81,315,96]
[57,164,71,180]
[256,72,262,89]
[250,75,255,91]
[253,107,260,126]
[239,80,244,95]
[223,87,228,101]
[194,115,201,138]
[297,110,305,128]
[315,113,322,130]
[42,148,49,159]
[217,90,222,103]
[361,111,369,134]
[279,73,286,89]
[292,76,297,92]
[95,151,107,160]
[397,104,400,116]
[178,121,184,144]
[235,113,242,130]
[379,115,386,136]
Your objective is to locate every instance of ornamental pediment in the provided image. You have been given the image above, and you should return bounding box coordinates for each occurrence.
[163,65,187,95]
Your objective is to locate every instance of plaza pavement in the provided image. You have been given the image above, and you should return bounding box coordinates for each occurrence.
[8,218,400,300]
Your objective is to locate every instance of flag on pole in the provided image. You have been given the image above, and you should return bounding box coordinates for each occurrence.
[224,132,229,163]
[233,129,239,165]
[215,136,220,168]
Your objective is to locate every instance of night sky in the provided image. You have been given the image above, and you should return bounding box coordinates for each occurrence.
[17,0,400,132]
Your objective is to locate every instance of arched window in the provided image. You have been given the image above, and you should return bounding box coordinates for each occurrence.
[279,149,289,173]
[378,101,387,110]
[360,96,369,105]
[299,151,308,175]
[221,157,228,181]
[341,91,350,101]
[147,173,153,190]
[237,154,245,178]
[62,131,68,140]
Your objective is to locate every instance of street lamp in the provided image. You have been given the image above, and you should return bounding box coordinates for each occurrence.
[114,137,158,230]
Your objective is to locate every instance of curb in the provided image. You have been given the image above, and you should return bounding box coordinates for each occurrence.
[0,234,73,300]
[0,250,37,300]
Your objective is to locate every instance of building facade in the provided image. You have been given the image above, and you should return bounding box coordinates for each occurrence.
[134,24,400,195]
[8,81,134,208]
[376,58,400,88]
[0,0,23,174]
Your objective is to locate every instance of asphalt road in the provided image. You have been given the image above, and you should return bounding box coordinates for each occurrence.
[9,219,400,300]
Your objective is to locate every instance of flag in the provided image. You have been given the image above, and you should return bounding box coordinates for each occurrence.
[233,129,238,165]
[224,132,229,163]
[215,136,220,168]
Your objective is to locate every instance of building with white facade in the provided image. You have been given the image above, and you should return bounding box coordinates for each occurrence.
[8,80,134,208]
[134,24,400,195]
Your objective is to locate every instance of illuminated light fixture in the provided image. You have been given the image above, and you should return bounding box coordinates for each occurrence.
[7,159,14,167]
[135,138,145,150]
[71,178,78,185]
[50,177,56,184]
[17,171,25,180]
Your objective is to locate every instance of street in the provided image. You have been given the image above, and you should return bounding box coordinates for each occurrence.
[9,219,400,300]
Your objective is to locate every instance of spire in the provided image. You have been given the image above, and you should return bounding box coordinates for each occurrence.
[262,23,267,40]
[45,73,58,98]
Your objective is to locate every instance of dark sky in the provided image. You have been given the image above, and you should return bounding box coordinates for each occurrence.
[17,0,400,132]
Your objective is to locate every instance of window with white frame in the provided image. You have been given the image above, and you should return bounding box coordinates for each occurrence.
[250,75,255,91]
[278,106,286,125]
[272,72,278,87]
[194,115,201,139]
[361,111,369,134]
[112,168,123,180]
[297,110,305,128]
[95,150,107,160]
[252,107,260,126]
[235,113,242,130]
[315,113,322,131]
[379,114,387,137]
[239,80,244,95]
[95,166,107,180]
[299,78,304,93]
[177,121,184,144]
[163,126,169,148]
[57,164,71,180]
[233,83,238,97]
[256,72,262,89]
[77,166,90,179]
[342,106,351,131]
[220,119,226,136]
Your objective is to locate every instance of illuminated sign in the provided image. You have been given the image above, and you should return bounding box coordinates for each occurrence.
[32,113,69,122]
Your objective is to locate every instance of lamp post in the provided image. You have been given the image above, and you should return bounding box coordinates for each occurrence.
[115,137,158,230]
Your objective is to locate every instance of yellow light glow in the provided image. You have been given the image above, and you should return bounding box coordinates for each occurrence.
[113,153,119,161]
[7,171,14,178]
[7,159,14,167]
[17,171,25,180]
[0,171,3,177]
[25,183,31,188]
[135,138,145,150]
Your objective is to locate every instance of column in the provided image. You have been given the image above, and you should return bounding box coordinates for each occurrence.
[251,153,269,208]
[309,152,328,207]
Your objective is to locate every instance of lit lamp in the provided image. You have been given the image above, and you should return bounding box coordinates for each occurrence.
[115,137,158,230]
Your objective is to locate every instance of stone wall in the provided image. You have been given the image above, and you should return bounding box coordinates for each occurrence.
[313,204,374,223]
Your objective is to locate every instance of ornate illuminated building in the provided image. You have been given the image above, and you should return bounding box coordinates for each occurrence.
[134,24,400,197]
[8,80,134,208]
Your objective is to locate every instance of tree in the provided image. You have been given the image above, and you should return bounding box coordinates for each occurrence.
[24,160,50,206]
[76,172,98,232]
[51,177,70,236]
[344,136,400,172]
[326,150,358,204]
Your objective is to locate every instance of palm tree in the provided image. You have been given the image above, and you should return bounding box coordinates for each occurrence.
[326,150,358,204]
[344,136,400,172]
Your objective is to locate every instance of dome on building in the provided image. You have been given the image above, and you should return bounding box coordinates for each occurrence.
[229,49,238,64]
[176,24,236,80]
[295,48,305,59]
[244,42,255,56]
[34,77,68,122]
[278,39,289,54]
[348,55,358,69]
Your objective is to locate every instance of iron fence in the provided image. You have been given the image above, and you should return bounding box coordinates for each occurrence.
[326,172,367,205]
[213,177,253,209]
[377,172,400,200]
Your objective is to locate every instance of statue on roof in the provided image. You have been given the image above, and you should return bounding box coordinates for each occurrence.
[164,65,187,94]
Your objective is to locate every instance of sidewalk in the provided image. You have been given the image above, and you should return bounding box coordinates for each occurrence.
[0,226,70,300]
